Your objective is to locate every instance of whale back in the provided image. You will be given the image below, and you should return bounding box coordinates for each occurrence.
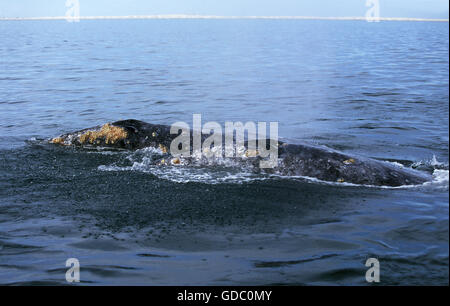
[49,119,432,187]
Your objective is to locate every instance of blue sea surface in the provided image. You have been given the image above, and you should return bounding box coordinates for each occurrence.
[0,19,448,285]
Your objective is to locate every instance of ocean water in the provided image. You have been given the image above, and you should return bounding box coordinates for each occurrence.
[0,19,448,285]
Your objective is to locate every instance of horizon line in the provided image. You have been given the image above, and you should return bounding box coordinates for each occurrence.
[0,15,448,22]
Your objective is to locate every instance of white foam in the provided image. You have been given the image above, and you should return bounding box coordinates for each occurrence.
[98,161,268,184]
[386,161,405,168]
[86,150,127,155]
[420,169,450,191]
[97,164,131,172]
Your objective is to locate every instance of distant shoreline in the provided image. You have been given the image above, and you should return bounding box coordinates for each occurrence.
[0,15,448,22]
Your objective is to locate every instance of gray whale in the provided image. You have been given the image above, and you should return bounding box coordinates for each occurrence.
[50,119,431,187]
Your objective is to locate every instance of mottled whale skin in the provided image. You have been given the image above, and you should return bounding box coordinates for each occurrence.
[50,119,431,187]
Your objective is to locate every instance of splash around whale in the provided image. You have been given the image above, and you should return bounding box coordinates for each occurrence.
[49,119,432,187]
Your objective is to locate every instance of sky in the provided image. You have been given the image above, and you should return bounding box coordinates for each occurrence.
[0,0,448,19]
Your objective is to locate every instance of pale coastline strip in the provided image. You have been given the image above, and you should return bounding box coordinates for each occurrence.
[0,15,448,22]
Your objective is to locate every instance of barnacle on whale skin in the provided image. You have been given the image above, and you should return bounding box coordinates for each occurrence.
[343,158,356,165]
[50,137,65,145]
[245,149,259,157]
[78,123,128,145]
[159,144,168,154]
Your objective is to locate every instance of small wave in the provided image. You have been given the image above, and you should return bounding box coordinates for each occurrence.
[412,155,449,171]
